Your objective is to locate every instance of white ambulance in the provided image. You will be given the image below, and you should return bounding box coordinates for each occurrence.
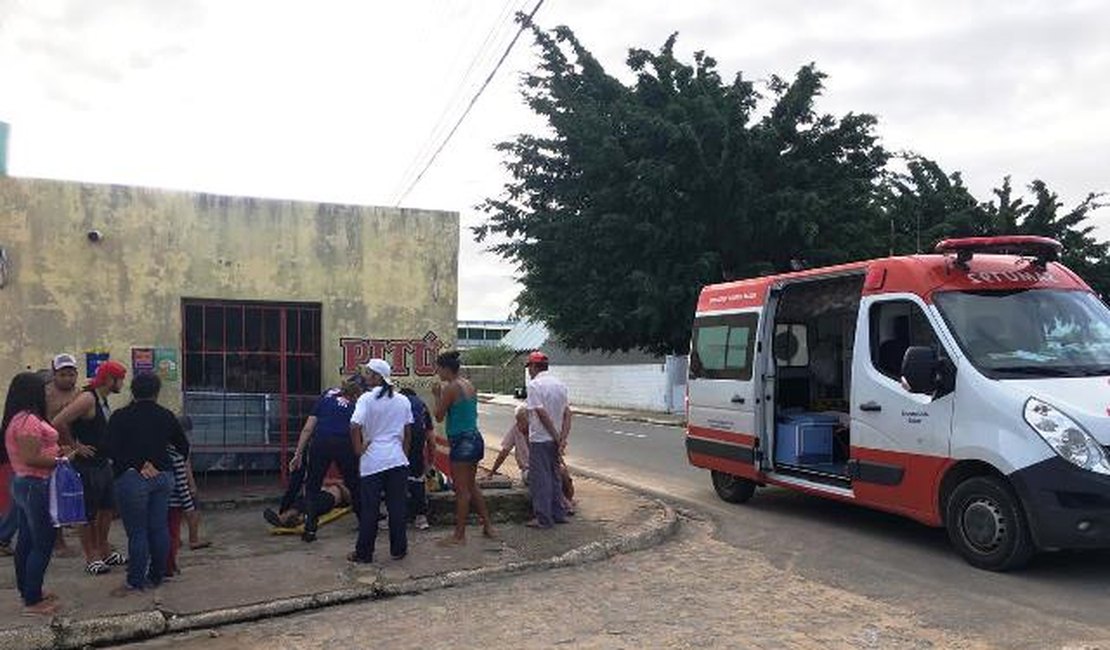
[685,236,1110,571]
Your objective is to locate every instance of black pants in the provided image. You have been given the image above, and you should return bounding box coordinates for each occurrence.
[292,491,336,519]
[304,436,361,534]
[279,463,308,514]
[354,466,407,561]
[407,428,427,517]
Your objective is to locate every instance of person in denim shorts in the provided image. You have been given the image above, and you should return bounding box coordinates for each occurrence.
[431,351,495,545]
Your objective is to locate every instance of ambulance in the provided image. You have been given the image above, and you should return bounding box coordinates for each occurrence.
[684,236,1110,571]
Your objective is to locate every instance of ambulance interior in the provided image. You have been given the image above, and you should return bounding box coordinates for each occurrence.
[771,274,864,483]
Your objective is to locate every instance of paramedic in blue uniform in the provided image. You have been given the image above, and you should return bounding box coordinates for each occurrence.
[290,375,366,543]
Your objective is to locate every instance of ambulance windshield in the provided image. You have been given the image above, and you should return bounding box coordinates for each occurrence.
[934,289,1110,379]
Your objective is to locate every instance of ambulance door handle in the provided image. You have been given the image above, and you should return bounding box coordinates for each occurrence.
[859,401,882,412]
[731,395,746,404]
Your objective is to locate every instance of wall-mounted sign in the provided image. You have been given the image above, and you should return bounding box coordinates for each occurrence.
[85,349,110,379]
[339,331,444,379]
[154,348,179,382]
[131,347,155,375]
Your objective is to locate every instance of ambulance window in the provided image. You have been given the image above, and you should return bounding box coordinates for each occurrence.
[869,301,940,379]
[690,313,758,380]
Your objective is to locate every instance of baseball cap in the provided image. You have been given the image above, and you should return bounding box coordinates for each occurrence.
[91,360,128,387]
[364,358,393,385]
[526,351,549,365]
[52,353,78,371]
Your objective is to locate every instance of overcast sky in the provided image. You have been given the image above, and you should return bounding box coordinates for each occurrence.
[2,0,1107,320]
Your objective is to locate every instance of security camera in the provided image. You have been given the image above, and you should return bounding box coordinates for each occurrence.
[87,230,103,243]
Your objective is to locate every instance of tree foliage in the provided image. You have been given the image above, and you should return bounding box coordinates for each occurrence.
[478,24,1108,355]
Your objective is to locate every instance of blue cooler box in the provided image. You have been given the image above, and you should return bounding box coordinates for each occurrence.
[775,413,837,465]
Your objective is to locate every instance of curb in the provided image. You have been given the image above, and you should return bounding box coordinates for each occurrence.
[0,490,678,649]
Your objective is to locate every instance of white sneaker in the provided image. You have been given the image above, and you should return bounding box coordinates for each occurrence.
[414,515,430,530]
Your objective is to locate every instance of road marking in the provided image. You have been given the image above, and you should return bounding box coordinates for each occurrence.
[608,429,647,439]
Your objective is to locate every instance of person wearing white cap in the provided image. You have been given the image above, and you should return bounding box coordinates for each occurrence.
[347,358,412,563]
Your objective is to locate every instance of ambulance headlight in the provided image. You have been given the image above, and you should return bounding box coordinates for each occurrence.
[1024,398,1110,475]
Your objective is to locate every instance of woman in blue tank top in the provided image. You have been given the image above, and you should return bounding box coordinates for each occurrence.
[431,351,495,544]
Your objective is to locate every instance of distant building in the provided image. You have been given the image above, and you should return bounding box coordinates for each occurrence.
[456,319,514,349]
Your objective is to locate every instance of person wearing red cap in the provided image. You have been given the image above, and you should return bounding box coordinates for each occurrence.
[53,360,128,576]
[524,351,572,529]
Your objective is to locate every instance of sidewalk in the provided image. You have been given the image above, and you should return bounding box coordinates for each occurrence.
[0,477,675,650]
[480,393,686,427]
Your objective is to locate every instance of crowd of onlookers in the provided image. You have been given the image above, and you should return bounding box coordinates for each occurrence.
[1,348,573,616]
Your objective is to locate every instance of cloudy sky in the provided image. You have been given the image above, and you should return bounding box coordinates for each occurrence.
[2,0,1107,320]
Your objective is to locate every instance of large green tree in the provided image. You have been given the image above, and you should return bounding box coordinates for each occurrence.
[479,24,1108,355]
[477,26,888,354]
[884,156,1109,295]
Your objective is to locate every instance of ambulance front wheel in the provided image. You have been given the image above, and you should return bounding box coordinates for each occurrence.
[945,475,1034,572]
[711,471,757,504]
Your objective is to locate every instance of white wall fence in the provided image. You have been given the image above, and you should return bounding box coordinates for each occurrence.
[551,355,688,414]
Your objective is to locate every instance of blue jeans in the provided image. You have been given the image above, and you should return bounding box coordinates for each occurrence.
[355,466,408,561]
[11,475,57,606]
[114,470,172,589]
[0,503,18,546]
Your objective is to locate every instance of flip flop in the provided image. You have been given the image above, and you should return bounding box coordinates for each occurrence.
[104,552,127,566]
[188,540,212,550]
[86,560,110,575]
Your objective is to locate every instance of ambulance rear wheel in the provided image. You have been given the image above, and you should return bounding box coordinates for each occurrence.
[711,471,756,504]
[945,475,1034,572]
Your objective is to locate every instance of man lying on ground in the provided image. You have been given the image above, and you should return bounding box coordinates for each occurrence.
[263,482,351,529]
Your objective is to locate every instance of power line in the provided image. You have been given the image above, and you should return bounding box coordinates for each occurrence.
[393,0,546,207]
[391,0,524,203]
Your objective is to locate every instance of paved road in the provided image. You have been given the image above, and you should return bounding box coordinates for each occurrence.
[478,404,1110,648]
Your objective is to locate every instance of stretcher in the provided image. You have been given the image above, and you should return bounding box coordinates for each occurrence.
[269,506,352,535]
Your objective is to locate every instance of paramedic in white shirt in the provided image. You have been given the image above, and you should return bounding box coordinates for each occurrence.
[524,351,571,528]
[348,358,412,563]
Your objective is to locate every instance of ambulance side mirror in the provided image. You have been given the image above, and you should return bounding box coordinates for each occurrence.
[901,346,939,394]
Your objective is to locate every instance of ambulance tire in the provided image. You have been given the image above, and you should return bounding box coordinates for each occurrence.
[711,471,757,504]
[945,476,1034,572]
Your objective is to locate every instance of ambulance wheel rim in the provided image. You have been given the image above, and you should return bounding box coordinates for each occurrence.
[962,497,1006,552]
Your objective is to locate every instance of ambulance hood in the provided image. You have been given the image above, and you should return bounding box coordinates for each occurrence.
[1004,376,1110,443]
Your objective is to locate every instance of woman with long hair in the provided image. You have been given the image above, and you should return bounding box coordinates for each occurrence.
[431,351,495,545]
[3,372,74,615]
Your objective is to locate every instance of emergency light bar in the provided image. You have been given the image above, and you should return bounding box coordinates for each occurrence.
[935,235,1062,270]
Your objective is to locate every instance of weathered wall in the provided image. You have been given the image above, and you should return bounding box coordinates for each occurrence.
[0,177,458,411]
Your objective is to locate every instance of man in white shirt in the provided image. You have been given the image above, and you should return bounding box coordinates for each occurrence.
[524,351,571,528]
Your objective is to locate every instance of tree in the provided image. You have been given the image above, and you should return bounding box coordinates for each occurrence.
[477,25,888,354]
[884,157,1110,296]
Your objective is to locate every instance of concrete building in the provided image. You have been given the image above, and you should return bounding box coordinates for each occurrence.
[0,175,457,471]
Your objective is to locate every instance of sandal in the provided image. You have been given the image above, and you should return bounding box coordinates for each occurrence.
[22,601,58,616]
[110,583,143,598]
[104,552,127,566]
[86,560,110,575]
[188,540,212,550]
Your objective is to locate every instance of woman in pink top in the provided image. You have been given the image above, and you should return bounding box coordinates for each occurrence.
[3,372,73,616]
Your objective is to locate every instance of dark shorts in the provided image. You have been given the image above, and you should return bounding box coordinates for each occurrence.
[74,461,115,518]
[448,431,484,464]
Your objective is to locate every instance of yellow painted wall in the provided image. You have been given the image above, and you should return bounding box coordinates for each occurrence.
[0,177,458,412]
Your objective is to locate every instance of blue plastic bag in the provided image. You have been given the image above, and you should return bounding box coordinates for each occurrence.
[49,461,86,527]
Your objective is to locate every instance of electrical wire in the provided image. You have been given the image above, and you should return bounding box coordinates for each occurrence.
[393,0,546,207]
